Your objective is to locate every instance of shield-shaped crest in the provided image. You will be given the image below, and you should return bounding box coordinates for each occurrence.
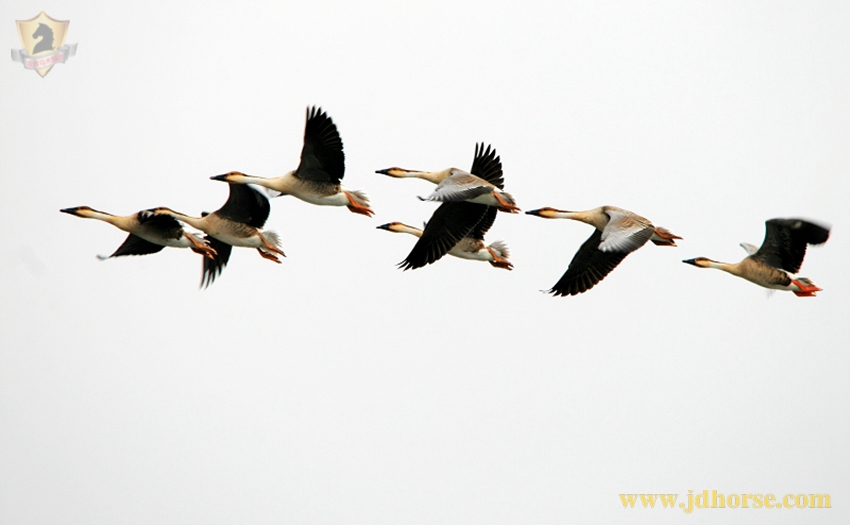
[14,12,72,77]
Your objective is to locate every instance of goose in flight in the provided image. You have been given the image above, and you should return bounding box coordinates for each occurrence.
[147,183,284,287]
[211,107,373,217]
[682,218,830,296]
[60,206,216,260]
[377,209,512,270]
[376,144,519,213]
[379,144,512,269]
[526,206,681,296]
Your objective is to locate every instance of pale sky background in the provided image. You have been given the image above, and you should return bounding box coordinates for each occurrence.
[2,1,849,524]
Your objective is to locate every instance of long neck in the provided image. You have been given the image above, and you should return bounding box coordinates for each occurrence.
[222,172,295,195]
[159,209,206,230]
[406,168,453,185]
[226,173,264,185]
[554,208,608,230]
[79,209,133,230]
[394,224,423,238]
[239,172,294,193]
[705,259,742,277]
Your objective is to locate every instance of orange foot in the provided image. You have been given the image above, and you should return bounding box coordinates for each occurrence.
[191,246,218,260]
[651,227,682,246]
[259,233,285,258]
[345,191,375,217]
[493,191,520,214]
[257,248,282,263]
[487,247,514,270]
[185,233,218,260]
[791,278,821,296]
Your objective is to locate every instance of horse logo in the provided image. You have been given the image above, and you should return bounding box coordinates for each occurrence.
[12,12,77,78]
[32,23,55,54]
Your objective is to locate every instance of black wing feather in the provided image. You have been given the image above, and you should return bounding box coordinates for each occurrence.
[469,206,497,241]
[201,236,233,288]
[469,143,504,188]
[549,229,630,296]
[752,218,831,273]
[214,183,271,228]
[137,213,185,241]
[108,233,166,258]
[295,106,345,184]
[400,202,489,270]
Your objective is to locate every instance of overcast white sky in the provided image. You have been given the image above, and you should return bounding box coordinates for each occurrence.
[2,1,849,523]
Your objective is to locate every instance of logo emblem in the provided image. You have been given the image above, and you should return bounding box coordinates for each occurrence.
[11,11,77,78]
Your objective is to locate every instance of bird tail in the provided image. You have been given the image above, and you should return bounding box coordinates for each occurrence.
[259,231,284,255]
[346,189,370,206]
[651,226,681,246]
[488,240,510,259]
[499,191,517,207]
[344,189,374,217]
[792,277,821,297]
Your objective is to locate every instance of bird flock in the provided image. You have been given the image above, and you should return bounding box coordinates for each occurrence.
[62,106,831,296]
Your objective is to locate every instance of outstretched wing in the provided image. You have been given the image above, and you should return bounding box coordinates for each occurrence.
[419,172,494,203]
[469,206,498,241]
[137,212,186,241]
[549,229,630,296]
[108,233,166,258]
[400,202,489,270]
[752,218,831,273]
[597,208,654,253]
[469,143,504,188]
[215,183,271,228]
[201,236,233,289]
[295,106,345,184]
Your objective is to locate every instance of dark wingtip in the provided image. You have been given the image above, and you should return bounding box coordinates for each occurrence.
[397,260,417,271]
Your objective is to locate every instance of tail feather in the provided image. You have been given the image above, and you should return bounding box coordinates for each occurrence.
[488,240,510,259]
[260,230,283,253]
[792,277,821,296]
[346,189,370,206]
[344,189,374,217]
[651,226,681,246]
[498,191,517,207]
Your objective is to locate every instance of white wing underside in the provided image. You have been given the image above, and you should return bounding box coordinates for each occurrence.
[262,187,284,199]
[598,209,654,253]
[419,173,493,203]
[739,242,759,255]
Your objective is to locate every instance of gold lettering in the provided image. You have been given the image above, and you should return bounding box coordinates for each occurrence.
[659,494,677,508]
[809,494,831,508]
[695,490,709,509]
[619,494,638,508]
[783,494,795,508]
[682,491,694,514]
[639,494,657,508]
[711,490,725,508]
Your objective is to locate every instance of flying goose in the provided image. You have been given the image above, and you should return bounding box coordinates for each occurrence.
[147,183,284,287]
[211,106,373,217]
[60,206,216,260]
[380,144,512,269]
[682,218,829,296]
[376,145,519,213]
[377,211,512,270]
[526,206,681,296]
